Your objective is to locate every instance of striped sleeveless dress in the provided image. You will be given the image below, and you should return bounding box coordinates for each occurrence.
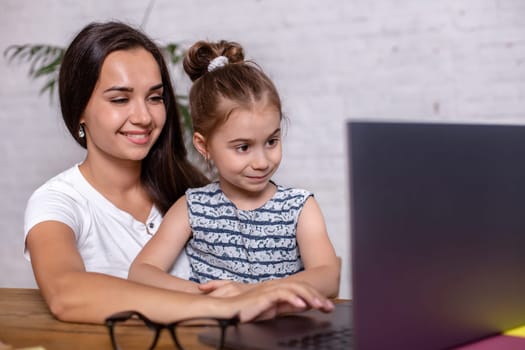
[185,182,311,283]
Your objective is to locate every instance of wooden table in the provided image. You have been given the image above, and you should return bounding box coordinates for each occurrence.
[0,288,214,350]
[6,288,522,350]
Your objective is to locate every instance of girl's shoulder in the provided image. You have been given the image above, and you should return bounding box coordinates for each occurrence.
[274,184,313,200]
[185,182,223,204]
[265,183,313,211]
[186,182,220,196]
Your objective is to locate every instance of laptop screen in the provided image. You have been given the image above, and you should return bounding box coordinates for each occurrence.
[348,121,525,349]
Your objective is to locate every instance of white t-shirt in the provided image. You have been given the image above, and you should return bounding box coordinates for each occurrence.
[23,164,191,280]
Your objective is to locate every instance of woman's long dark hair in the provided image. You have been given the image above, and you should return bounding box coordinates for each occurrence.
[59,21,207,213]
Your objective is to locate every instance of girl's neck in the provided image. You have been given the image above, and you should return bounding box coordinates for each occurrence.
[219,180,277,211]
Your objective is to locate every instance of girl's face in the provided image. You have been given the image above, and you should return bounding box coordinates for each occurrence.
[203,100,282,199]
[80,48,166,164]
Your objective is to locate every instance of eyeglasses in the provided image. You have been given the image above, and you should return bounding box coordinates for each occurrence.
[105,310,239,350]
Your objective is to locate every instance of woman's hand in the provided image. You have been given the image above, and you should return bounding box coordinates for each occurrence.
[222,280,334,323]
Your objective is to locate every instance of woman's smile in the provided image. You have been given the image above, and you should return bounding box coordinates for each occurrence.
[120,130,153,145]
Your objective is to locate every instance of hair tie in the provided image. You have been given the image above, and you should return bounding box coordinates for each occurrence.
[208,56,229,72]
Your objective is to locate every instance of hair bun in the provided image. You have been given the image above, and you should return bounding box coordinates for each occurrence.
[183,40,245,81]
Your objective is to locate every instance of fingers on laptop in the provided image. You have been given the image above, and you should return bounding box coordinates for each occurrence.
[234,281,334,322]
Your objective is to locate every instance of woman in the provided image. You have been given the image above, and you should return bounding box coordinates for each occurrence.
[23,21,333,324]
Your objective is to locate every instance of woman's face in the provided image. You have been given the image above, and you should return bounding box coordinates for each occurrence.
[80,47,166,163]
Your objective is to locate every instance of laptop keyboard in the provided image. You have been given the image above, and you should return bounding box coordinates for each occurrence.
[277,326,353,349]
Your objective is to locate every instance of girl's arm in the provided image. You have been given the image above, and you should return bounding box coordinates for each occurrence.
[128,195,200,293]
[281,196,341,297]
[27,220,333,324]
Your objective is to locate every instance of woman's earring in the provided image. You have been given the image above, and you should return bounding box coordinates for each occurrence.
[78,124,85,138]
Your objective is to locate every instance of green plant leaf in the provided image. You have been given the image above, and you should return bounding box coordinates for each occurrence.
[4,44,64,98]
[163,43,184,65]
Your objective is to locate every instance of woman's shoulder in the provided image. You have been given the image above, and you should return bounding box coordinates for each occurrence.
[30,164,86,202]
[24,165,89,238]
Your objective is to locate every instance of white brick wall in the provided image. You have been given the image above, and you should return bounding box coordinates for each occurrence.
[2,0,525,300]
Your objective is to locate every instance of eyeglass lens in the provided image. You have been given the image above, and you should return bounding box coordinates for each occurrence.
[111,317,228,350]
[174,319,226,350]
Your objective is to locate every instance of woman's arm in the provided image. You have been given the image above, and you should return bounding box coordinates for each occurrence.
[128,196,200,293]
[27,220,333,324]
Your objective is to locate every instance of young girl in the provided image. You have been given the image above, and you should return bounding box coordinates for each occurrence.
[129,40,340,298]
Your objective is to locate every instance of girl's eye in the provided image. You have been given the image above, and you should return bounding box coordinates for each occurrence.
[236,144,249,152]
[268,138,280,147]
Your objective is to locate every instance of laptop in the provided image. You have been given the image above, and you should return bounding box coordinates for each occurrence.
[199,121,525,350]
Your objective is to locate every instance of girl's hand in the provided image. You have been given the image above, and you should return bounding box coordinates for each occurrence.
[199,280,254,297]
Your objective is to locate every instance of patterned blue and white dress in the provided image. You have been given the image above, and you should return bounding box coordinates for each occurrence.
[185,182,311,283]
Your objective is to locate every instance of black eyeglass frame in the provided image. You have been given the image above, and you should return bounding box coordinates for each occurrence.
[105,310,239,350]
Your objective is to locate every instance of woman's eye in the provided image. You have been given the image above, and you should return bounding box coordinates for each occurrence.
[111,98,128,104]
[149,95,164,103]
